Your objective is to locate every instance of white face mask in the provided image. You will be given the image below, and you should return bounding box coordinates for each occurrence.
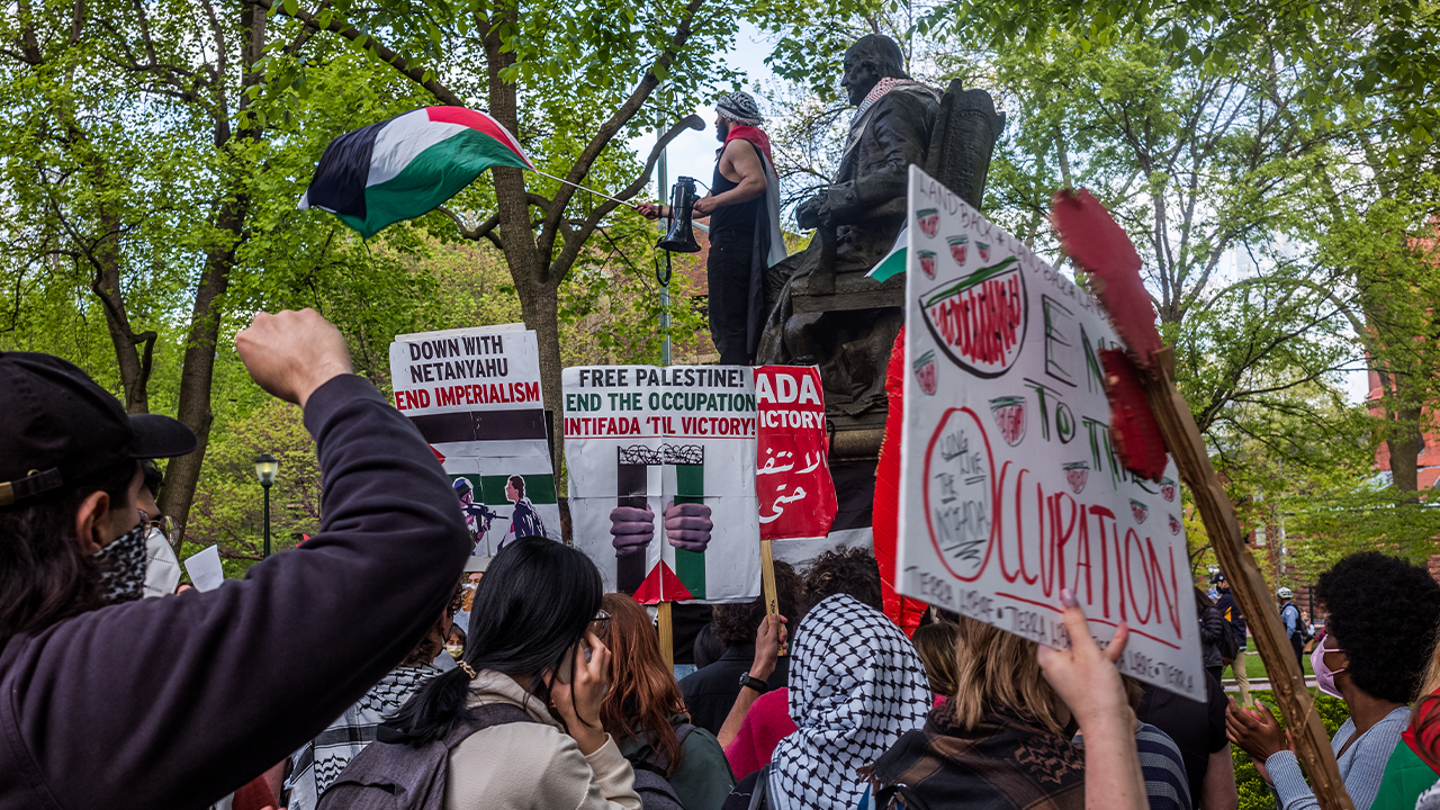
[142,527,182,598]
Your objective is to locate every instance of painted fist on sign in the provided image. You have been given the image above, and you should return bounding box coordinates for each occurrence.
[609,505,654,557]
[664,501,713,552]
[608,501,713,556]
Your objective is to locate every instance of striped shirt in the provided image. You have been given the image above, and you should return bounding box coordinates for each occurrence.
[1074,721,1192,810]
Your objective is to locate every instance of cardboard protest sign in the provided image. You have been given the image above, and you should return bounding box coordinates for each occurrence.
[755,366,836,540]
[390,325,560,555]
[564,366,760,603]
[897,165,1205,699]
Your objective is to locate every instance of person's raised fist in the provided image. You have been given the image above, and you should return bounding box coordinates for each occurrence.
[235,309,352,408]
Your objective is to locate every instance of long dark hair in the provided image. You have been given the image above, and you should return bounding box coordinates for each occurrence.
[390,537,602,744]
[0,460,139,640]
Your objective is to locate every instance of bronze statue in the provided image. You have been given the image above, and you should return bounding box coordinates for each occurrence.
[757,34,1004,450]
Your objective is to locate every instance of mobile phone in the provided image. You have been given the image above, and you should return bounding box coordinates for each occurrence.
[555,640,592,684]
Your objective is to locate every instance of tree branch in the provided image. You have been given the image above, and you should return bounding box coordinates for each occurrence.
[248,0,464,107]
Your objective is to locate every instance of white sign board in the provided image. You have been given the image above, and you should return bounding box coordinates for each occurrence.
[389,325,561,554]
[564,365,760,603]
[183,545,225,593]
[897,165,1204,700]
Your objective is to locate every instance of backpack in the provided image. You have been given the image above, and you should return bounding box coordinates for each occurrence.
[316,703,535,810]
[623,722,695,810]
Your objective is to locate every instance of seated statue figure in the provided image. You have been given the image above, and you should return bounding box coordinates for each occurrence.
[757,34,1001,431]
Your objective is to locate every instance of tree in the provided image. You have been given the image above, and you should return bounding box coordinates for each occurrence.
[254,0,763,473]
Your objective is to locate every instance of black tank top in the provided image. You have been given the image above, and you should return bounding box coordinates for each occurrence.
[708,150,761,240]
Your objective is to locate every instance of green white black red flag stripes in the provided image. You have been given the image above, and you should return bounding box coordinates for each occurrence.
[300,107,533,239]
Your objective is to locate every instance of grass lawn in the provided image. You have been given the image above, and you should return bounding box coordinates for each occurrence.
[1225,647,1314,683]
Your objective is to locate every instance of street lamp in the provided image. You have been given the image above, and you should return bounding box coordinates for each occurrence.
[254,453,280,558]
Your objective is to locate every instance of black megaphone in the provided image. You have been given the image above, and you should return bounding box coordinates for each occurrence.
[657,176,701,253]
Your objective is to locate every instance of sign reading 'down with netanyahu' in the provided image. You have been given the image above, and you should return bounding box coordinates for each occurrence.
[390,325,561,555]
[897,165,1204,700]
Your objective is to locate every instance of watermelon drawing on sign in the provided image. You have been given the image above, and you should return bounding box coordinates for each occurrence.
[918,250,938,280]
[914,350,938,395]
[920,256,1028,377]
[977,241,991,261]
[918,208,940,238]
[990,396,1026,446]
[1168,514,1181,535]
[947,235,969,268]
[1064,461,1089,494]
[1130,499,1148,523]
[1160,477,1176,502]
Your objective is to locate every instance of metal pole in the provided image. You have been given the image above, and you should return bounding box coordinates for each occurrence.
[658,133,672,367]
[262,483,272,558]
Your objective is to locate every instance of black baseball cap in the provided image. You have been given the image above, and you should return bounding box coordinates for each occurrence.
[0,352,197,507]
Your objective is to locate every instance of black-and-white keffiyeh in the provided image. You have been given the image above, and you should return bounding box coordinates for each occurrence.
[716,90,764,127]
[285,664,443,810]
[92,521,149,605]
[769,594,931,810]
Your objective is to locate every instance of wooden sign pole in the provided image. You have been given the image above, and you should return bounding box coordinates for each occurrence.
[658,600,674,669]
[760,538,785,656]
[1141,348,1353,810]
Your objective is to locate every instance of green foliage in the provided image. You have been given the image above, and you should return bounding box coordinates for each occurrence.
[184,399,322,576]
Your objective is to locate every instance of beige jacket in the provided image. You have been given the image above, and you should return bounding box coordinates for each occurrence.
[444,669,641,810]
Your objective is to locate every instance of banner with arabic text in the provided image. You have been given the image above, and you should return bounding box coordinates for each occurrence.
[756,366,837,540]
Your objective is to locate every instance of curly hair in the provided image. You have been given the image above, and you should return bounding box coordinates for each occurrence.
[804,546,883,612]
[711,561,804,648]
[1315,551,1440,704]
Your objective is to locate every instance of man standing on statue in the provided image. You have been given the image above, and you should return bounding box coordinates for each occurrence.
[638,91,786,366]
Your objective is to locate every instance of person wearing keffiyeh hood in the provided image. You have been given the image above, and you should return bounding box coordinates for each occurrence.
[765,594,931,810]
[638,90,786,365]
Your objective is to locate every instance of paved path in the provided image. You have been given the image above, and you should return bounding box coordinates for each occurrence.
[1223,677,1314,693]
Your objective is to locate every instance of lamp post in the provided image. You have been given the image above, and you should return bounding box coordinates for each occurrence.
[254,453,280,558]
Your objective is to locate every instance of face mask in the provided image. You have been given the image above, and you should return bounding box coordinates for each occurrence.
[143,527,183,598]
[1311,641,1347,698]
[92,521,149,605]
[445,645,466,662]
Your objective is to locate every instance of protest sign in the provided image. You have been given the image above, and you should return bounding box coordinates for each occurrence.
[390,325,560,555]
[755,366,836,541]
[896,165,1205,699]
[564,365,760,603]
[184,545,225,592]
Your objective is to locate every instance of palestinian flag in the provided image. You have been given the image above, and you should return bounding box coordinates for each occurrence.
[300,107,534,239]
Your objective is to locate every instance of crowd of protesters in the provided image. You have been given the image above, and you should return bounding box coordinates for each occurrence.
[8,310,1440,810]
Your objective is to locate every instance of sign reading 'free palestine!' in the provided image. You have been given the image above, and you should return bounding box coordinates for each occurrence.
[897,165,1205,700]
[563,365,760,604]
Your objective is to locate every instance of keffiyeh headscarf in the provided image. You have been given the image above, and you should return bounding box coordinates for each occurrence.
[716,91,764,127]
[769,594,931,810]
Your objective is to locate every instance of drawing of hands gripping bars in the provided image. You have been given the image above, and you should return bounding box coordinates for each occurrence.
[608,444,713,597]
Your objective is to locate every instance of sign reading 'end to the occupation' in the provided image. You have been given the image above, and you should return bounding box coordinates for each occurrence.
[896,165,1205,701]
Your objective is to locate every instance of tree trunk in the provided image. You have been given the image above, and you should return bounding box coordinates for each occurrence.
[482,7,567,477]
[91,206,156,414]
[158,3,264,543]
[159,211,241,543]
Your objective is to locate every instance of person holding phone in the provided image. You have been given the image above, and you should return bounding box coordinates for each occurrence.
[389,538,640,809]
